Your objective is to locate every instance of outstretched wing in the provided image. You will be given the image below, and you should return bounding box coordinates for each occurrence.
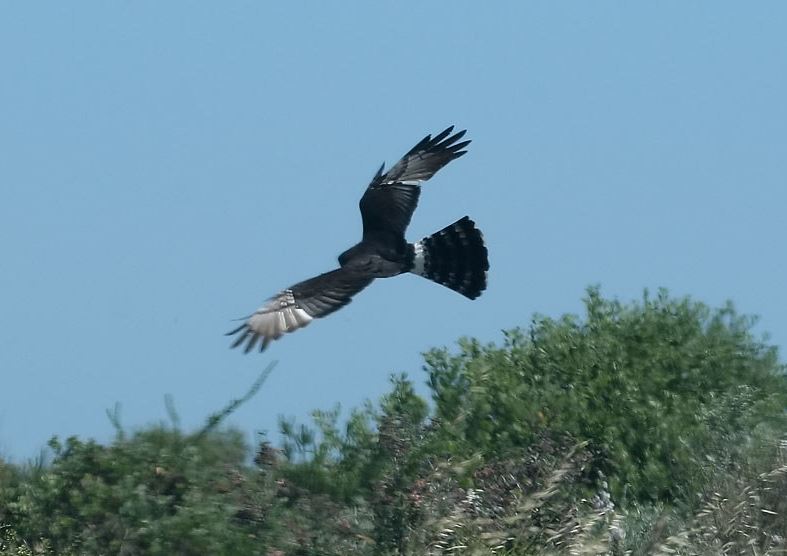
[359,126,470,238]
[227,267,374,353]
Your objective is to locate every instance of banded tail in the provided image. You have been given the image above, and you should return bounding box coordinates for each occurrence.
[409,216,489,299]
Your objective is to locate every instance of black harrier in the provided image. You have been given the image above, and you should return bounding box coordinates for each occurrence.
[228,126,489,353]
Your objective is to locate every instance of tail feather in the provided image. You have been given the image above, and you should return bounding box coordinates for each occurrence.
[408,216,489,299]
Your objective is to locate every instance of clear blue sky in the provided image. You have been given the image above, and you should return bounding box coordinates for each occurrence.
[2,3,786,461]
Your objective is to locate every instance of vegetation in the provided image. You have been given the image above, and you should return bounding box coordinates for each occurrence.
[1,288,786,554]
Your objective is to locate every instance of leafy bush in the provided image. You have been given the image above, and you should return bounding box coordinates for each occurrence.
[1,429,267,555]
[2,289,786,555]
[423,287,787,503]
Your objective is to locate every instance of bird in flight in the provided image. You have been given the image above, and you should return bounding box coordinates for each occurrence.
[228,126,489,353]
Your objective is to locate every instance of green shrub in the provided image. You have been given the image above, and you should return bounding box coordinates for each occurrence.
[423,287,787,503]
[2,429,268,555]
[3,289,786,554]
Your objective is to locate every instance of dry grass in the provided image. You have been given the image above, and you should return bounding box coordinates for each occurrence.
[652,439,787,556]
[413,439,787,556]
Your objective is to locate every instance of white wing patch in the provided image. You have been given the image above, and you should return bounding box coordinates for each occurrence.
[248,290,313,338]
[230,289,314,353]
[247,303,313,339]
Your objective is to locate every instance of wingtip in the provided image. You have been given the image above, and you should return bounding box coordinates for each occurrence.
[431,126,454,144]
[230,329,250,349]
[226,323,247,336]
[243,332,259,353]
[433,126,470,151]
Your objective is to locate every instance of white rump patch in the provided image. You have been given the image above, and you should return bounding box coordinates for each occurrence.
[411,241,426,277]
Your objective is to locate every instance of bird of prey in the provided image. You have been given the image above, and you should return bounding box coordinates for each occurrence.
[228,126,489,353]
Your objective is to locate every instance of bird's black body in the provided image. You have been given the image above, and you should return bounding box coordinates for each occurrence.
[228,126,489,353]
[338,235,409,278]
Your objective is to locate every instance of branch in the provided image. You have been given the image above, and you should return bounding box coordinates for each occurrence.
[196,360,278,438]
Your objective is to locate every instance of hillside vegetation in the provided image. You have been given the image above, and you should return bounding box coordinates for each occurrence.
[2,288,786,555]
